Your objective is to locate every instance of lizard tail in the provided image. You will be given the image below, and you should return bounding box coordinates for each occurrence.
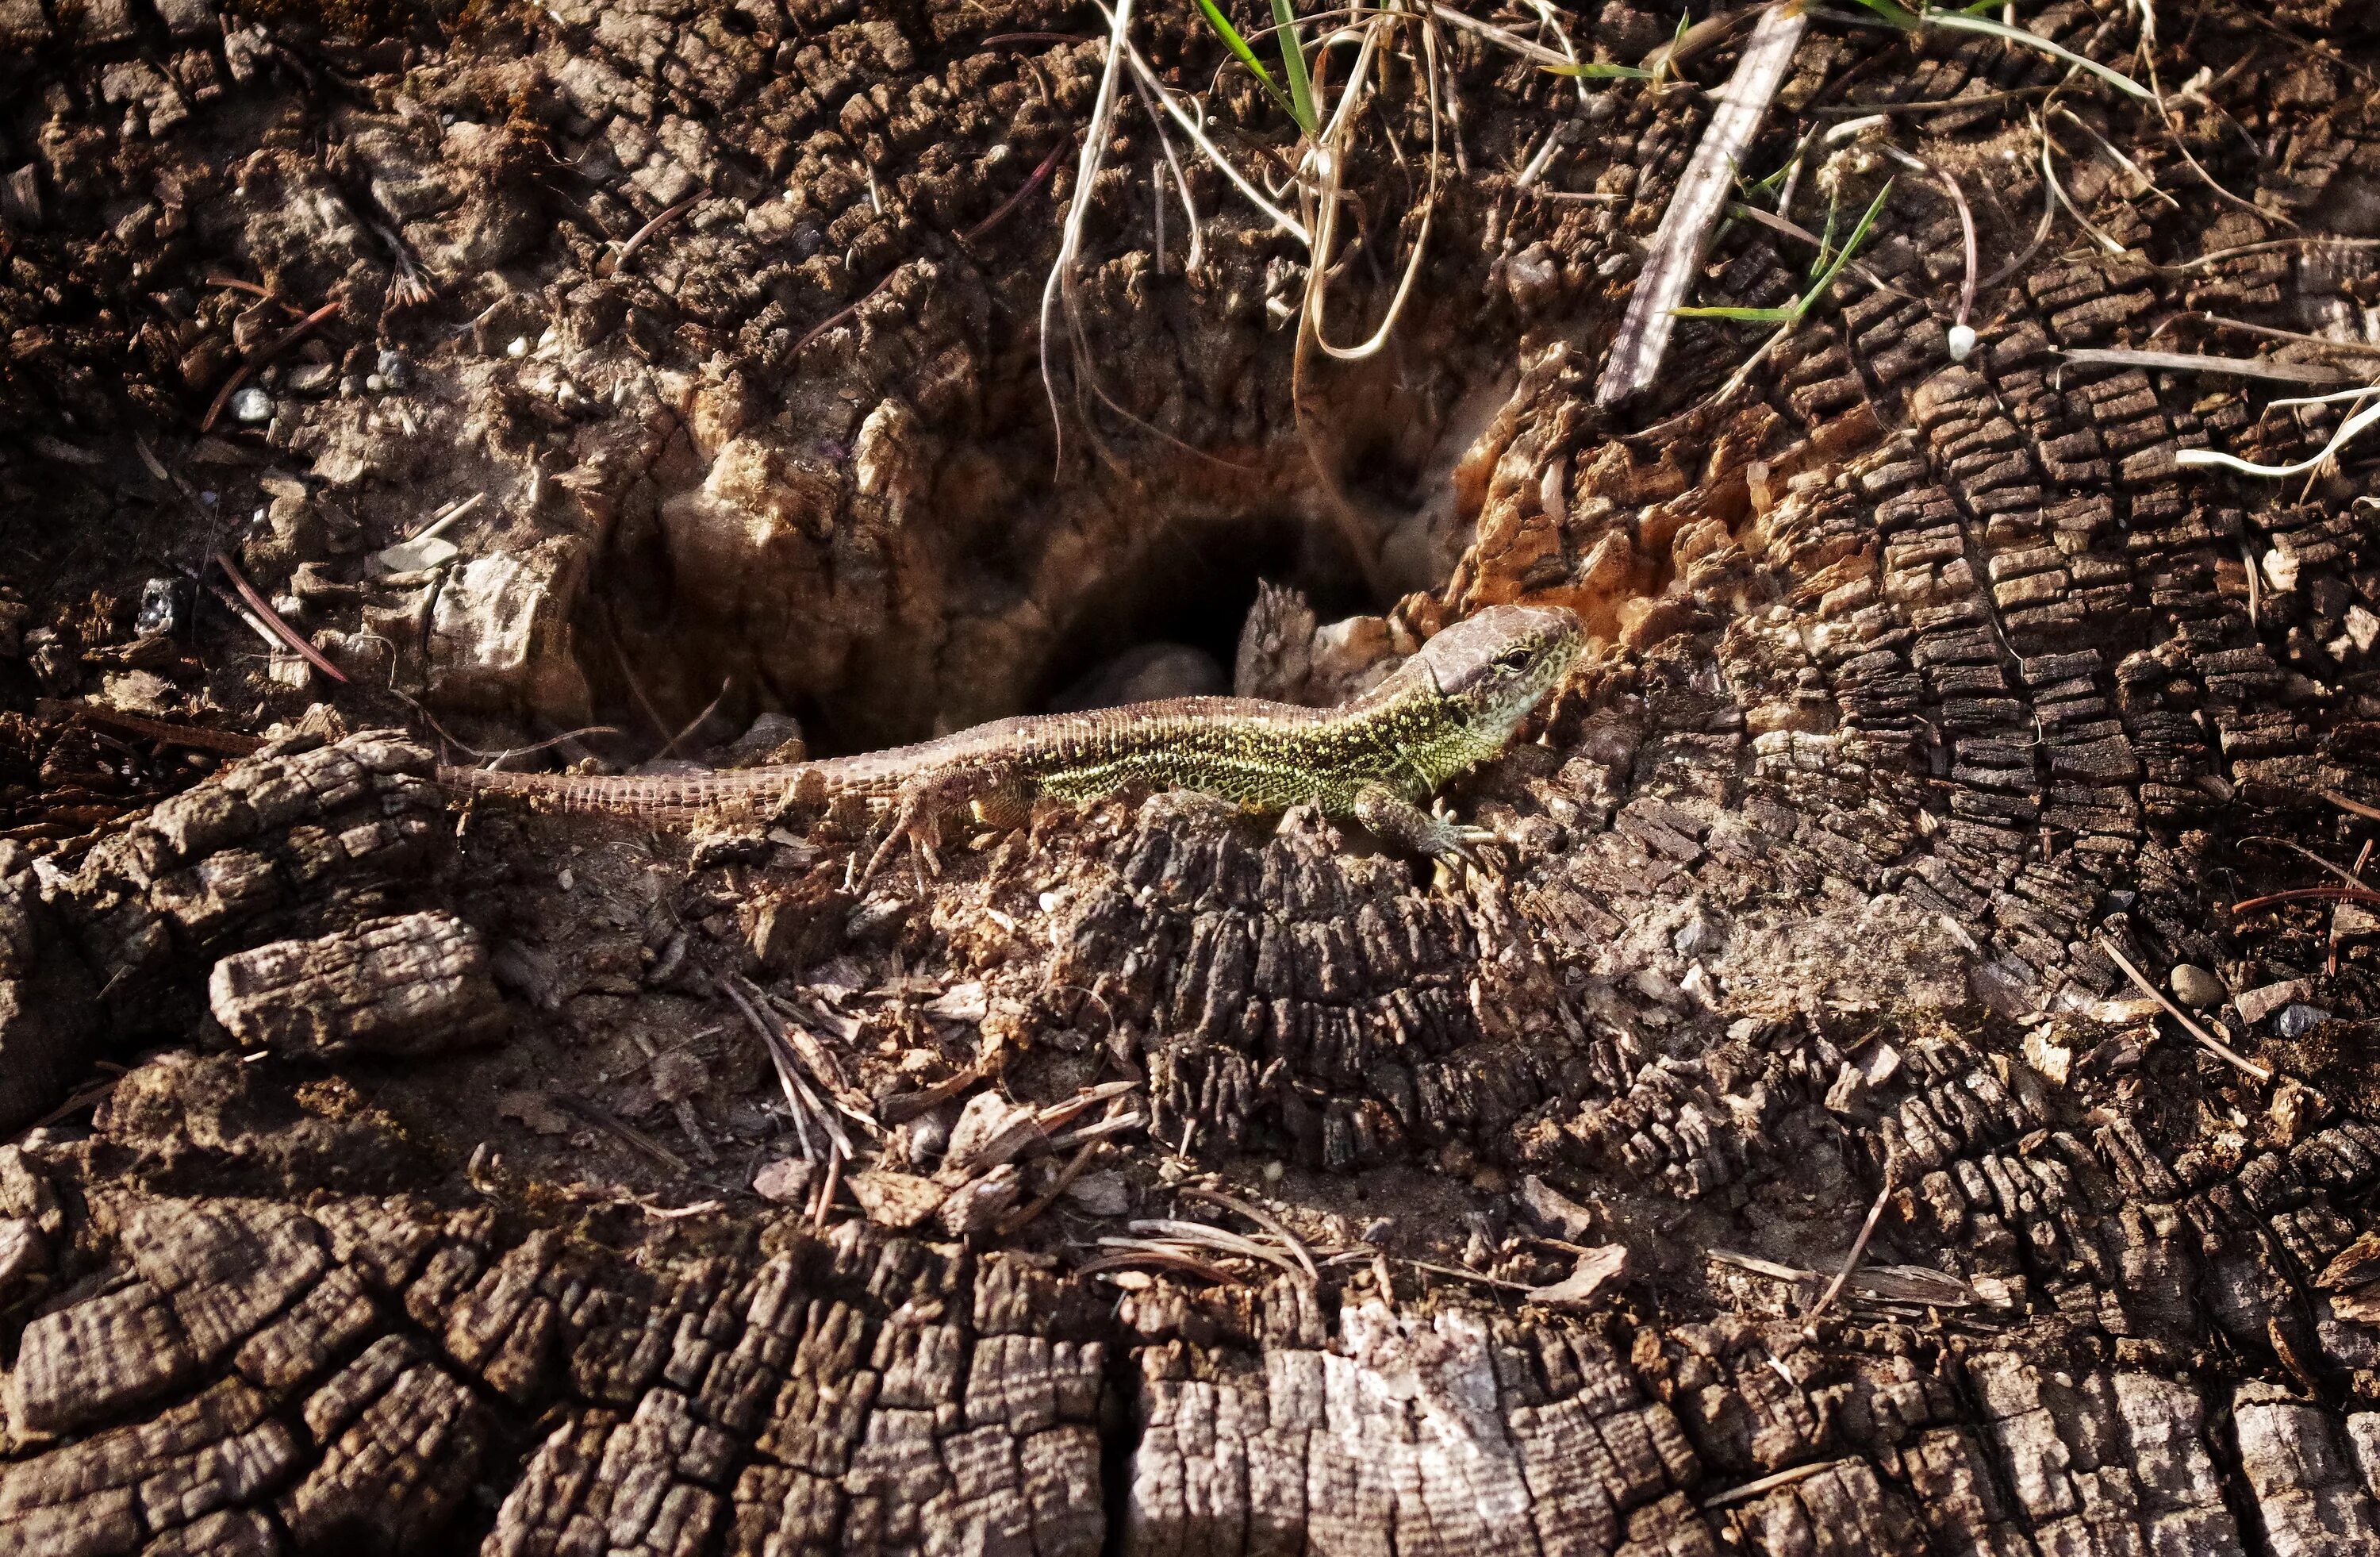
[434,764,789,818]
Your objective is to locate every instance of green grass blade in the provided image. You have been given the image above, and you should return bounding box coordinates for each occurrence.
[1923,11,2154,98]
[1541,60,1657,79]
[1791,178,1892,321]
[1192,0,1303,122]
[1848,0,1922,29]
[1269,0,1319,137]
[1812,190,1841,279]
[1672,306,1798,322]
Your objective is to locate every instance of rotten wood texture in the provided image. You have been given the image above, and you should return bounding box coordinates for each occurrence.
[11,2,2380,1556]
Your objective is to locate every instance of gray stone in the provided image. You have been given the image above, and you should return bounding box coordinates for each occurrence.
[2275,1005,2332,1040]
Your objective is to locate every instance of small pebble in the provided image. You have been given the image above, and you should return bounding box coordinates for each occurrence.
[2169,964,2225,1009]
[557,867,575,891]
[229,386,271,423]
[2275,1004,2332,1040]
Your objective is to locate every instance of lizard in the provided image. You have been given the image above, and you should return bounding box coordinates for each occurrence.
[438,602,1584,881]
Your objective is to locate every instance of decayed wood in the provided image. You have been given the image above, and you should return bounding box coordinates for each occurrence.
[10,2,2380,1555]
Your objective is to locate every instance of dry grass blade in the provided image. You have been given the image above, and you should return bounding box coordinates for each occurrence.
[1595,3,1807,406]
[1078,1244,1246,1284]
[724,977,853,1159]
[1426,2,1572,67]
[2034,110,2129,258]
[1122,40,1308,240]
[1128,1218,1310,1282]
[2050,106,2176,208]
[1178,1185,1320,1282]
[1880,145,1975,347]
[1040,0,1138,471]
[1306,12,1439,363]
[2057,348,2357,388]
[996,1140,1100,1235]
[2178,390,2380,479]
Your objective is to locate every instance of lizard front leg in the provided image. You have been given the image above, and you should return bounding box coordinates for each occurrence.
[1349,783,1492,872]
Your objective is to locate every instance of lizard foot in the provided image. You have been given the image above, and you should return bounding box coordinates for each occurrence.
[851,763,1018,889]
[1349,785,1491,875]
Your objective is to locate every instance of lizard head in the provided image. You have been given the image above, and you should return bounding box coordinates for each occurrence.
[1405,602,1584,742]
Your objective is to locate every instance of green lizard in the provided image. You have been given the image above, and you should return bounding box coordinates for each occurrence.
[440,603,1583,879]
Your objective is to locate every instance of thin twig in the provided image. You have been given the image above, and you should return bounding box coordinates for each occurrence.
[204,275,302,311]
[211,551,350,683]
[2243,836,2371,894]
[1127,1220,1309,1282]
[52,702,263,755]
[551,1093,692,1174]
[464,726,627,770]
[601,194,700,278]
[791,266,908,360]
[811,1146,842,1230]
[658,678,733,761]
[2325,790,2380,824]
[724,976,851,1159]
[201,299,341,433]
[997,1140,1100,1235]
[1805,1171,1893,1321]
[2232,886,2380,913]
[962,134,1073,244]
[2096,935,2273,1082]
[1703,1459,1856,1512]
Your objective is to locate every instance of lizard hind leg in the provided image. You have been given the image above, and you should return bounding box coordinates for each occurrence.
[855,763,1019,888]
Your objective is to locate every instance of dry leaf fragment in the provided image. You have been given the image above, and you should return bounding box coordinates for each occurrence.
[1525,1244,1628,1309]
[848,1169,947,1229]
[1519,1174,1597,1241]
[939,1165,1022,1236]
[497,1090,572,1136]
[752,1157,817,1205]
[937,1091,1044,1182]
[2320,1231,2380,1291]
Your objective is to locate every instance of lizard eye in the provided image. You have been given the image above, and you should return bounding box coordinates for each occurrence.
[1494,649,1533,674]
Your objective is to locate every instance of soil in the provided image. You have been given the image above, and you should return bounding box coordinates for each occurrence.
[10,1,2380,1554]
